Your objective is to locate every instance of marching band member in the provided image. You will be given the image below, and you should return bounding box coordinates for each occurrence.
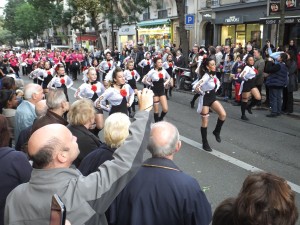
[75,67,105,133]
[42,61,55,94]
[29,63,44,85]
[124,60,140,116]
[193,58,226,152]
[138,51,152,87]
[238,55,261,121]
[47,63,73,101]
[99,51,115,83]
[95,67,134,116]
[162,53,175,99]
[145,57,170,122]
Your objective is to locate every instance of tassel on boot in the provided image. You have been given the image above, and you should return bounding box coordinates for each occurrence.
[213,119,225,143]
[201,127,212,152]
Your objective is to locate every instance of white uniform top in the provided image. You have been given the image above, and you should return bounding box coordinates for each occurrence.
[162,61,174,70]
[42,68,55,77]
[75,82,105,100]
[193,73,220,93]
[47,75,73,89]
[138,59,152,68]
[29,68,47,81]
[98,60,115,72]
[124,69,140,82]
[239,65,256,81]
[146,69,170,83]
[95,84,134,112]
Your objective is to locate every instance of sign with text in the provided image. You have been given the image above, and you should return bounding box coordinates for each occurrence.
[263,17,300,24]
[224,16,243,24]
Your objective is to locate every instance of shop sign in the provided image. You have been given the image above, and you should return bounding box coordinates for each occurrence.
[263,17,300,24]
[270,0,300,14]
[118,25,136,36]
[224,16,243,24]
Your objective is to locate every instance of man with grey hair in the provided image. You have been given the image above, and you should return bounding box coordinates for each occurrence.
[31,89,69,134]
[162,47,171,62]
[107,121,212,225]
[14,83,44,143]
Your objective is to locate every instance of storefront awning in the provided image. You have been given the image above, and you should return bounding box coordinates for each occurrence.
[260,16,300,24]
[137,19,171,27]
[76,35,97,42]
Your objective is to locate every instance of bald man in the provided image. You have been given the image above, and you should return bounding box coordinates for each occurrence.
[14,83,44,142]
[5,88,153,225]
[107,122,212,225]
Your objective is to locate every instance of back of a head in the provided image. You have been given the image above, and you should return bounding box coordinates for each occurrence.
[68,99,95,126]
[0,77,15,90]
[0,114,10,147]
[233,172,298,225]
[104,113,131,148]
[47,89,67,110]
[147,121,179,158]
[212,198,235,225]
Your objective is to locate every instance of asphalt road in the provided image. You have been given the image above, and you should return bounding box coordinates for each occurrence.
[23,75,300,222]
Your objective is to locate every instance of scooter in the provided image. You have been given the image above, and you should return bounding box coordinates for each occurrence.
[174,67,193,91]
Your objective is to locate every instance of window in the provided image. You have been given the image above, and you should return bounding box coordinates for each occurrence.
[156,0,166,9]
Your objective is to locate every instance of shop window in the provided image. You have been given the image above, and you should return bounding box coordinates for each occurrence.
[246,24,262,48]
[221,25,236,46]
[236,24,245,31]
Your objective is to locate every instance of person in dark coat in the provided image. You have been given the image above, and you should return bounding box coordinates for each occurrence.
[67,98,102,167]
[78,112,131,176]
[265,53,288,117]
[107,121,212,225]
[288,39,297,58]
[0,115,32,225]
[31,89,69,134]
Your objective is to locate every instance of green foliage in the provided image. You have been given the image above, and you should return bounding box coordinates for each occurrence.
[3,0,26,33]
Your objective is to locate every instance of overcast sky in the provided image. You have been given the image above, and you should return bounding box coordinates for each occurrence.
[0,0,8,16]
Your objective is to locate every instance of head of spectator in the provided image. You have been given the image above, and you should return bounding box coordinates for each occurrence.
[289,39,295,47]
[224,45,230,54]
[104,112,131,149]
[253,48,262,60]
[176,50,182,57]
[147,121,181,160]
[286,50,296,62]
[193,45,199,54]
[208,47,216,56]
[165,47,171,54]
[24,83,44,105]
[212,198,235,225]
[35,99,48,117]
[0,115,10,147]
[0,77,16,90]
[277,53,288,64]
[216,46,222,53]
[46,89,69,117]
[68,99,95,129]
[233,172,298,225]
[0,90,18,113]
[28,123,79,169]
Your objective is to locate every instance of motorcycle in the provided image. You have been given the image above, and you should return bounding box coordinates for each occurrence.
[174,67,193,91]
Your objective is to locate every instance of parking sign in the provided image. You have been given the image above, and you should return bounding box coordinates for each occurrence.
[185,15,195,25]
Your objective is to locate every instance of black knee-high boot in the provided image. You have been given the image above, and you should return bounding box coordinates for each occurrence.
[241,102,249,120]
[213,119,225,143]
[201,127,212,152]
[154,113,159,122]
[190,93,200,108]
[169,87,172,97]
[247,99,258,114]
[159,111,167,121]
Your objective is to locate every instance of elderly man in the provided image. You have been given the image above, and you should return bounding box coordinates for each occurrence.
[14,83,44,142]
[5,89,153,225]
[31,89,69,134]
[107,121,212,225]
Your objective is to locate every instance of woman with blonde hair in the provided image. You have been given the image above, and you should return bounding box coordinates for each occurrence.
[78,112,131,175]
[67,98,102,167]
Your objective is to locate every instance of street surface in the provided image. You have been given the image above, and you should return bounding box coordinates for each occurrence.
[23,75,300,222]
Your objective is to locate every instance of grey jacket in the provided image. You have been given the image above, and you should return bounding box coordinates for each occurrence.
[5,111,151,225]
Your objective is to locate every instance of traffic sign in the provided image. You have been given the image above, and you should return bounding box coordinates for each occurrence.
[184,25,194,30]
[185,15,195,25]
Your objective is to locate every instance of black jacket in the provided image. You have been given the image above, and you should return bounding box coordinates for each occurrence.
[78,143,115,176]
[67,124,101,167]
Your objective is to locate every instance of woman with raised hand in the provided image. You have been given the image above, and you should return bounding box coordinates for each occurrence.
[193,57,226,152]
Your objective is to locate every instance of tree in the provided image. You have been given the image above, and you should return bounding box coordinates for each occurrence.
[0,16,15,47]
[14,3,47,47]
[175,0,189,65]
[69,0,150,48]
[3,0,25,33]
